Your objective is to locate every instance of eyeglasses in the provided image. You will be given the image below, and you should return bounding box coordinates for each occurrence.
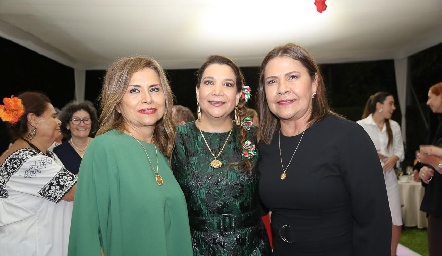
[70,118,91,125]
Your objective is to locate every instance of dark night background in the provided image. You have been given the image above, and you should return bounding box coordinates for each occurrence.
[1,36,442,167]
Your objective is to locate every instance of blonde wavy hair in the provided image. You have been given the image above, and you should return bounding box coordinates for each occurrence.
[97,56,176,159]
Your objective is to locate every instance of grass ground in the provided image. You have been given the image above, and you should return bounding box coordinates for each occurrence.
[400,227,428,256]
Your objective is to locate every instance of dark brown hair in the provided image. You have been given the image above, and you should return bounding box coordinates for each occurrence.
[361,91,394,148]
[196,55,253,173]
[257,43,332,144]
[59,100,99,139]
[7,92,51,140]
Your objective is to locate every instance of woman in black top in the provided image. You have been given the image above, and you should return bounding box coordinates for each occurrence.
[416,81,442,255]
[256,43,392,255]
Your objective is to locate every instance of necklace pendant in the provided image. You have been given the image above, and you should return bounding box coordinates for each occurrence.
[281,172,287,180]
[155,174,164,186]
[210,159,223,168]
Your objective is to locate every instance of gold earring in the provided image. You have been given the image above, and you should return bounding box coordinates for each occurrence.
[26,126,37,140]
[197,102,201,122]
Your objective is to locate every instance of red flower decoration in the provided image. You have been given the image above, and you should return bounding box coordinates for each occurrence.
[314,0,327,13]
[0,96,25,124]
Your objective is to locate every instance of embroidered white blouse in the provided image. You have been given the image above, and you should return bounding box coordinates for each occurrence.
[0,148,77,256]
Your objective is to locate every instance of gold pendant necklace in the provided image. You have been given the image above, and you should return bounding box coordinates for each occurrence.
[279,130,305,180]
[198,126,233,168]
[130,135,163,186]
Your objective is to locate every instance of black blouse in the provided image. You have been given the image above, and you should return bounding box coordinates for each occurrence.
[258,115,391,256]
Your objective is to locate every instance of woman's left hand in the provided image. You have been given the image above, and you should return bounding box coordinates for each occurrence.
[382,156,398,172]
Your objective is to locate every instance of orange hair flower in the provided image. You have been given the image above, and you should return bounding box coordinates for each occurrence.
[0,96,25,124]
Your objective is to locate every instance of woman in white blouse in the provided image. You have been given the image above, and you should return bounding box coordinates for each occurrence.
[357,91,404,256]
[0,92,77,256]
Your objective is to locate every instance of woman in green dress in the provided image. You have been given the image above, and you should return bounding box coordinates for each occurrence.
[68,56,193,256]
[171,55,271,255]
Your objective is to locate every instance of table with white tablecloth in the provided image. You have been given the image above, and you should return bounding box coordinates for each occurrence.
[398,179,428,228]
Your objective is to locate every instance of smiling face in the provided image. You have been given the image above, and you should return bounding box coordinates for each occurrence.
[119,68,165,133]
[67,109,91,139]
[196,63,241,122]
[32,103,62,144]
[263,57,317,123]
[377,95,396,119]
[427,90,442,114]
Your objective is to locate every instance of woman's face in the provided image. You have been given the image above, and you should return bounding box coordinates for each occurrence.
[196,64,241,121]
[119,68,165,131]
[377,95,396,120]
[263,57,317,123]
[34,103,61,143]
[427,90,442,113]
[67,109,91,139]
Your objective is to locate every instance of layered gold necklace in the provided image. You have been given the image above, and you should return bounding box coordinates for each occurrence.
[130,135,163,186]
[198,127,233,168]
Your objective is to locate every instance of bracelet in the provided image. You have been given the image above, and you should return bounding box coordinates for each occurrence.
[427,176,433,182]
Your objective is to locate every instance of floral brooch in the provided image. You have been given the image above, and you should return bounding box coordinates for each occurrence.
[242,140,257,159]
[241,85,251,103]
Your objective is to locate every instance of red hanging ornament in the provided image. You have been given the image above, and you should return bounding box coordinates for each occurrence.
[314,0,327,13]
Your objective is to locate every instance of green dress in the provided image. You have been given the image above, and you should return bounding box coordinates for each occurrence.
[68,129,193,256]
[172,122,270,256]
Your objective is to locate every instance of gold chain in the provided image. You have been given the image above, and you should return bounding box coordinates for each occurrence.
[130,135,163,186]
[279,130,305,180]
[69,138,90,152]
[198,127,233,168]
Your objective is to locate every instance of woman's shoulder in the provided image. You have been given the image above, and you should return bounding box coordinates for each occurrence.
[53,140,71,153]
[88,129,129,149]
[176,121,196,134]
[389,119,401,128]
[315,115,366,137]
[1,148,39,167]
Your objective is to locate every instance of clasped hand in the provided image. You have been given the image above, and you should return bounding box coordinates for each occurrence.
[377,152,398,172]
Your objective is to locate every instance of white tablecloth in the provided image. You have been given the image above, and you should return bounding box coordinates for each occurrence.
[398,179,428,228]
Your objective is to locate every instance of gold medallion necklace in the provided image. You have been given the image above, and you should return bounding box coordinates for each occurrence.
[130,135,163,186]
[279,130,305,180]
[198,126,233,168]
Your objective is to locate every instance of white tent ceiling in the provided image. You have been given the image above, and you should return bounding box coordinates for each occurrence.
[1,0,442,70]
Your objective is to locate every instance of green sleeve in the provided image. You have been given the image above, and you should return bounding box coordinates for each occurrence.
[68,139,109,256]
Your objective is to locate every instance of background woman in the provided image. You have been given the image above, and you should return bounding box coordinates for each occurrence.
[172,55,270,255]
[414,81,442,255]
[357,91,404,256]
[257,43,391,255]
[53,100,98,174]
[68,56,193,256]
[0,92,77,256]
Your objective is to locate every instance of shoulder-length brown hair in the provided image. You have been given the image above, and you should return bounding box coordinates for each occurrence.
[256,43,332,144]
[196,55,254,173]
[97,56,175,159]
[361,91,394,148]
[7,91,51,141]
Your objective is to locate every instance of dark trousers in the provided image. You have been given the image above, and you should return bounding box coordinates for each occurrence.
[428,215,442,256]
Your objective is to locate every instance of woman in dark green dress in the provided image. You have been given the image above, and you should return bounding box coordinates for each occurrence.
[172,55,271,256]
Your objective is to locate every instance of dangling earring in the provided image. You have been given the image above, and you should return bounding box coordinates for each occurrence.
[197,102,201,122]
[26,126,37,140]
[235,106,240,125]
[312,93,317,99]
[379,109,383,113]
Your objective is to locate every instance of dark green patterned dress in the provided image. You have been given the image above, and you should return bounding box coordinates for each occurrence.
[172,121,271,256]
